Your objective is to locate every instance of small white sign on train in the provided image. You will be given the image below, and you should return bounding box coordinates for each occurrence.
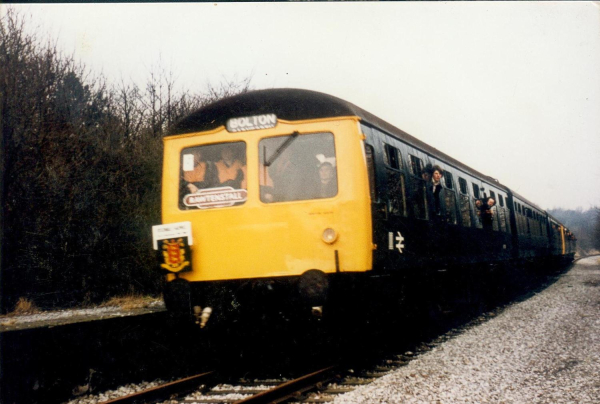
[152,221,193,250]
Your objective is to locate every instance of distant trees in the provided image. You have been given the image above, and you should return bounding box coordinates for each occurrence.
[547,207,600,255]
[0,9,250,311]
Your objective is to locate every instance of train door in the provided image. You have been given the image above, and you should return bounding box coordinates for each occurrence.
[403,146,433,268]
[432,163,461,262]
[361,124,412,273]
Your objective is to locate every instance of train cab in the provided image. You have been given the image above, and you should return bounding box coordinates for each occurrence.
[153,92,374,321]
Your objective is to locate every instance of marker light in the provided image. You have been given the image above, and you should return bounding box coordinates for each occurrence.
[322,228,338,244]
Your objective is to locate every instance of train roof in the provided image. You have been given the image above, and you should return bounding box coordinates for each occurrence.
[169,88,546,214]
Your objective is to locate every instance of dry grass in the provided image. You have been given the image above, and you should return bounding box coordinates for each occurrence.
[99,294,159,310]
[11,297,41,316]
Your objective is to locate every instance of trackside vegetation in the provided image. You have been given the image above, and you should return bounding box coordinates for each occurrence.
[0,9,250,312]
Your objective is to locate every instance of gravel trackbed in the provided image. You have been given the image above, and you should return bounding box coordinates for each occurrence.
[334,257,600,404]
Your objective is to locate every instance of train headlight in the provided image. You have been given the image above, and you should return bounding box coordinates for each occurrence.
[322,228,338,244]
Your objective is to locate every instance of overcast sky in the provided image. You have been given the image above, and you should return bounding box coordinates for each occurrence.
[6,2,600,210]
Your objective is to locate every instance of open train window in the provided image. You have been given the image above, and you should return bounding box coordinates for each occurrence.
[383,143,402,170]
[490,190,496,201]
[471,183,480,199]
[458,177,468,195]
[409,155,424,177]
[444,172,454,189]
[498,194,504,207]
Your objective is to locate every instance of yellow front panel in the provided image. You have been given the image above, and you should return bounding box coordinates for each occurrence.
[162,118,372,282]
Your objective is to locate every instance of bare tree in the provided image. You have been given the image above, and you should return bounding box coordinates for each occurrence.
[1,8,253,311]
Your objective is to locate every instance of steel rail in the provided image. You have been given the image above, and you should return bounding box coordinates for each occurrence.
[101,370,215,404]
[232,365,338,404]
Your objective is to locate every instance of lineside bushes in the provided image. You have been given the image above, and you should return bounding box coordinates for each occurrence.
[0,9,249,311]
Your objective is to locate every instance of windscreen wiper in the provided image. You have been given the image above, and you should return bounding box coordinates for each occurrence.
[264,131,299,167]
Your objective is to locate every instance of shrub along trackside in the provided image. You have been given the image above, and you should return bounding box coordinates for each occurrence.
[0,8,250,311]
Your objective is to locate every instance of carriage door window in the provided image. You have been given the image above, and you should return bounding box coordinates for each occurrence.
[442,172,458,225]
[458,177,471,227]
[365,144,377,202]
[180,142,247,209]
[383,143,406,217]
[409,155,428,220]
[471,183,482,228]
[259,132,337,203]
[497,194,508,233]
[488,191,499,231]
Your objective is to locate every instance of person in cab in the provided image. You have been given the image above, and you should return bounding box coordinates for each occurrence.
[183,148,217,194]
[215,145,246,189]
[317,161,337,198]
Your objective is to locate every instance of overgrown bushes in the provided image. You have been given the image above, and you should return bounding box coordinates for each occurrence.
[0,9,249,311]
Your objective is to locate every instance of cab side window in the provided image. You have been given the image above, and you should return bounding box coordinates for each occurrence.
[365,144,377,202]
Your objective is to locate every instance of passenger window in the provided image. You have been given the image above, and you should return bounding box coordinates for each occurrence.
[499,194,504,207]
[490,190,496,201]
[409,155,424,177]
[459,178,468,195]
[386,168,407,217]
[383,143,402,170]
[443,186,458,225]
[472,183,480,199]
[407,155,427,220]
[444,172,454,189]
[457,177,471,227]
[382,144,407,216]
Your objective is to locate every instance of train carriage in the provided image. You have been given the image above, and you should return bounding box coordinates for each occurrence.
[152,88,574,325]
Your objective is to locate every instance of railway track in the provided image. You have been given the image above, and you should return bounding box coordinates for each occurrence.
[99,305,509,404]
[100,351,422,404]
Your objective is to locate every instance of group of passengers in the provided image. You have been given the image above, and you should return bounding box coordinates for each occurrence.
[184,147,495,227]
[424,164,495,229]
[182,145,337,203]
[183,145,246,194]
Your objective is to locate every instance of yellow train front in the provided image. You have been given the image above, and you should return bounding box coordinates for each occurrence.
[153,89,373,325]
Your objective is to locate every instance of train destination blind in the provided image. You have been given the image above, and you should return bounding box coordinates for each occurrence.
[226,114,277,132]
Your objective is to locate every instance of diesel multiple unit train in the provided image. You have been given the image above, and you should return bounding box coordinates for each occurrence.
[152,88,575,326]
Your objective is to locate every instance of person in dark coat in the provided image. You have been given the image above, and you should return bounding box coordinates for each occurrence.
[426,165,444,220]
[476,197,496,230]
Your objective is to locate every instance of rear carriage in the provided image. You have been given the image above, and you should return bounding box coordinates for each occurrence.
[152,89,574,324]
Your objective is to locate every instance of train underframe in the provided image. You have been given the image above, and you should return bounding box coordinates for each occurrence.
[163,252,574,330]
